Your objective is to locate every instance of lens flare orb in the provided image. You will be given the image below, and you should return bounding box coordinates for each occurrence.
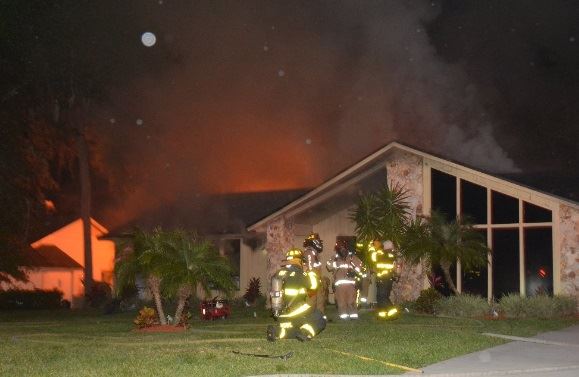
[141,32,157,47]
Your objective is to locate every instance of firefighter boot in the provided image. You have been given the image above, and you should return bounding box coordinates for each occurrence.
[295,329,311,342]
[266,325,278,342]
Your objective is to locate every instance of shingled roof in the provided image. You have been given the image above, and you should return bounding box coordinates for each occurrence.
[25,245,83,269]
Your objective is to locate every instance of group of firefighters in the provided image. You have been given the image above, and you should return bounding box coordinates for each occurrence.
[267,233,400,342]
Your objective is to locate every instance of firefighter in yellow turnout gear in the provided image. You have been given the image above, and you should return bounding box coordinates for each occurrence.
[267,248,327,341]
[370,239,400,319]
[327,239,363,320]
[302,233,326,314]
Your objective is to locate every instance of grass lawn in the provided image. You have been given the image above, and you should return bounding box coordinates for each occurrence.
[0,305,576,377]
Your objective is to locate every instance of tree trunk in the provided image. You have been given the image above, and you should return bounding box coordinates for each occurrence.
[77,129,93,299]
[440,260,459,295]
[148,275,167,325]
[173,284,192,326]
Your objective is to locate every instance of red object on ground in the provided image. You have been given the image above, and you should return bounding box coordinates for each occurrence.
[200,297,231,320]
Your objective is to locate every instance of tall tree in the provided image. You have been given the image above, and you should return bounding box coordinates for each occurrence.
[1,1,170,294]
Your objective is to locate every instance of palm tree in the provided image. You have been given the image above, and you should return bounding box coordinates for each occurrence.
[115,227,173,325]
[399,211,489,295]
[162,230,236,326]
[350,182,411,247]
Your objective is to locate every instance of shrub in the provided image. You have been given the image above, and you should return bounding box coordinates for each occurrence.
[498,294,527,318]
[552,295,577,317]
[436,294,490,318]
[0,289,63,310]
[499,294,577,319]
[527,295,557,319]
[243,277,262,306]
[414,287,443,314]
[85,281,112,309]
[134,306,158,328]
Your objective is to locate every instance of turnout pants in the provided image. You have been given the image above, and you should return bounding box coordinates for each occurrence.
[376,278,394,308]
[334,283,358,319]
[272,308,327,340]
[306,281,328,314]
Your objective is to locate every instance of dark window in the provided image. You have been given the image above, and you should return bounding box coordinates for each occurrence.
[492,191,519,224]
[431,262,457,297]
[492,229,519,299]
[523,202,552,223]
[460,180,487,225]
[462,230,488,297]
[223,239,241,290]
[524,228,553,296]
[431,169,456,222]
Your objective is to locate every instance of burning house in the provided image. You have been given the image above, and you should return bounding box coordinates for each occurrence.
[245,142,579,304]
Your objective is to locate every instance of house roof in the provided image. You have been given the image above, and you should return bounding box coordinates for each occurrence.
[31,217,110,248]
[24,245,83,269]
[247,141,579,232]
[104,189,309,238]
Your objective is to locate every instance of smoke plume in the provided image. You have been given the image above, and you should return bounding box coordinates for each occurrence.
[93,1,520,229]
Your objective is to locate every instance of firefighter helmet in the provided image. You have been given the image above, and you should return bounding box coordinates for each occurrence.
[334,239,350,258]
[285,247,304,266]
[303,233,323,253]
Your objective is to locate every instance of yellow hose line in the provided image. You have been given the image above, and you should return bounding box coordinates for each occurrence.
[324,348,423,374]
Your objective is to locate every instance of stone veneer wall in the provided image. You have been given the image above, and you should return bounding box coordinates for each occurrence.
[265,217,295,282]
[387,151,427,303]
[559,204,579,304]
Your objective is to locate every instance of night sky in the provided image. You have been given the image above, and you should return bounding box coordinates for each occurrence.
[4,1,579,231]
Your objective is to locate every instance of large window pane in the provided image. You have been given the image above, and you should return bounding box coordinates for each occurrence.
[431,169,456,222]
[462,230,488,297]
[524,228,553,296]
[492,191,519,224]
[460,180,487,225]
[492,229,519,299]
[523,202,552,223]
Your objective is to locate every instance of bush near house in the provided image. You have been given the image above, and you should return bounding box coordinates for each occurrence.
[134,306,158,328]
[85,281,112,309]
[499,294,577,319]
[413,293,577,319]
[0,288,63,310]
[414,287,443,314]
[242,277,262,306]
[435,294,491,318]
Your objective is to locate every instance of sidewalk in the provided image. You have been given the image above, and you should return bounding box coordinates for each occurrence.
[414,325,579,377]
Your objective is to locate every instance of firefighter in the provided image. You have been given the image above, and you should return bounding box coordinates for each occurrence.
[303,233,326,313]
[369,239,399,319]
[355,242,371,307]
[327,240,363,320]
[267,248,327,342]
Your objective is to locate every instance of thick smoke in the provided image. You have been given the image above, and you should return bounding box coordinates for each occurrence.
[330,1,520,172]
[95,1,520,229]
